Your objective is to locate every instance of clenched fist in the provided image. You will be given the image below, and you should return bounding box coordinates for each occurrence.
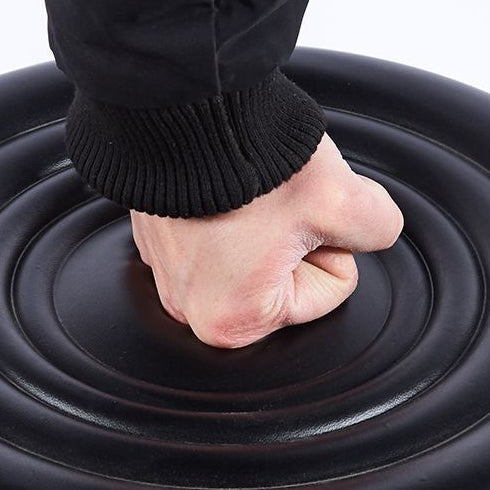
[130,133,404,349]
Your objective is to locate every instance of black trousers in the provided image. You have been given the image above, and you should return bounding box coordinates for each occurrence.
[45,1,327,218]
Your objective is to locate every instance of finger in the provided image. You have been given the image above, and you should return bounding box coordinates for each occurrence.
[150,265,188,325]
[313,172,404,252]
[286,247,358,326]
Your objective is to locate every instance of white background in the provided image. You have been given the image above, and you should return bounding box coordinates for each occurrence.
[0,0,489,93]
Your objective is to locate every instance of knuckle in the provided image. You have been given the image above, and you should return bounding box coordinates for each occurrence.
[194,295,283,349]
[332,181,371,223]
[158,290,187,324]
[198,323,245,349]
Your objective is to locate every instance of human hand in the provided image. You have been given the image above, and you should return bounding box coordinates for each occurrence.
[130,133,404,349]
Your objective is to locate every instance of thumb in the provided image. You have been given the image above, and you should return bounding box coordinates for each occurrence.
[286,247,358,326]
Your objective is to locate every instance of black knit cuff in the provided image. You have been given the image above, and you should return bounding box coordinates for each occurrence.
[65,67,327,218]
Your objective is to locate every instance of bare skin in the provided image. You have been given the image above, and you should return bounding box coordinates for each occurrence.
[130,133,404,349]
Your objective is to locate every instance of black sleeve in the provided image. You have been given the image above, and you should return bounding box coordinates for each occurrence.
[45,0,327,218]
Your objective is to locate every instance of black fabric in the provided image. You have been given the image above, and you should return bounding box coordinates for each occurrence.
[66,68,326,218]
[45,0,327,218]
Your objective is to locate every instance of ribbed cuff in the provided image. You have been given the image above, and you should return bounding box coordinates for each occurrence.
[65,67,327,218]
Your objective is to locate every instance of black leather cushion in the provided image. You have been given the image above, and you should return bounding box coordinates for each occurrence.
[0,48,489,489]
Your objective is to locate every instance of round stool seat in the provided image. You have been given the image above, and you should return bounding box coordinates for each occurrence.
[0,48,489,489]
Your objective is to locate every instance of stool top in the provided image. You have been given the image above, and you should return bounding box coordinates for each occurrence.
[0,48,489,489]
